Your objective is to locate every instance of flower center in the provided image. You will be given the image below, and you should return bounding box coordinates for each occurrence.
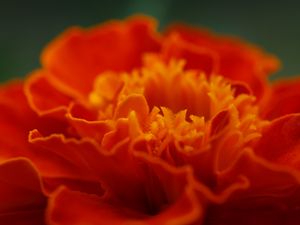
[89,55,252,118]
[88,55,267,169]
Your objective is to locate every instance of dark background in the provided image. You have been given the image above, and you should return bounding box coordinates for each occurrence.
[1,0,299,81]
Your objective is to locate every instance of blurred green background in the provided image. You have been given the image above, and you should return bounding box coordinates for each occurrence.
[1,0,299,81]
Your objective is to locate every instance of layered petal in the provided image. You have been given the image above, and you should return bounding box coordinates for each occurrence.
[28,129,207,224]
[24,69,72,118]
[47,155,205,225]
[41,16,161,100]
[0,15,296,225]
[28,130,103,193]
[66,103,113,143]
[165,24,280,98]
[209,149,300,225]
[0,81,68,162]
[0,158,46,225]
[161,34,218,75]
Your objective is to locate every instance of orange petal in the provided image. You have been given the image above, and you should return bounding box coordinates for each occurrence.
[162,34,218,75]
[165,24,279,76]
[28,129,147,209]
[114,94,149,123]
[28,129,99,180]
[31,131,148,214]
[102,118,135,152]
[66,103,113,143]
[0,81,68,161]
[30,128,205,223]
[24,69,72,118]
[41,16,161,100]
[47,153,205,225]
[261,78,300,119]
[165,24,279,98]
[0,158,46,225]
[28,130,107,195]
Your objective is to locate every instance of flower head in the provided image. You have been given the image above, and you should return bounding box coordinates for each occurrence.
[1,15,300,225]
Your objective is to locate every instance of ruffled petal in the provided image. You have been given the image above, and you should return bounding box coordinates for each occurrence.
[28,129,99,180]
[41,16,161,100]
[165,24,280,98]
[0,81,68,161]
[24,69,72,118]
[0,158,46,225]
[1,15,297,225]
[66,103,112,143]
[132,152,203,222]
[162,34,218,75]
[211,149,300,225]
[165,24,279,76]
[28,128,206,224]
[47,153,205,225]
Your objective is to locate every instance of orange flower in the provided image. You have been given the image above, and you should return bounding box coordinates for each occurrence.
[1,15,300,225]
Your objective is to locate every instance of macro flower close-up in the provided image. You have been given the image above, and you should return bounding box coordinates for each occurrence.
[2,13,300,225]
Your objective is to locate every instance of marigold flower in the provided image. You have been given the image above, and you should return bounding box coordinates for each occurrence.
[1,15,300,225]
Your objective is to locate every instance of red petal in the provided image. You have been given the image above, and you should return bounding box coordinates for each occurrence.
[0,158,46,225]
[29,129,205,223]
[28,130,105,195]
[24,70,72,118]
[162,34,218,75]
[42,177,103,196]
[219,149,300,200]
[41,16,161,100]
[0,81,34,160]
[47,187,147,225]
[47,153,205,225]
[28,129,99,180]
[165,24,279,76]
[66,103,112,143]
[210,110,231,137]
[0,81,68,161]
[165,25,279,98]
[231,81,252,97]
[261,78,300,119]
[28,130,148,206]
[254,114,300,169]
[214,149,300,225]
[207,205,300,225]
[133,152,204,224]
